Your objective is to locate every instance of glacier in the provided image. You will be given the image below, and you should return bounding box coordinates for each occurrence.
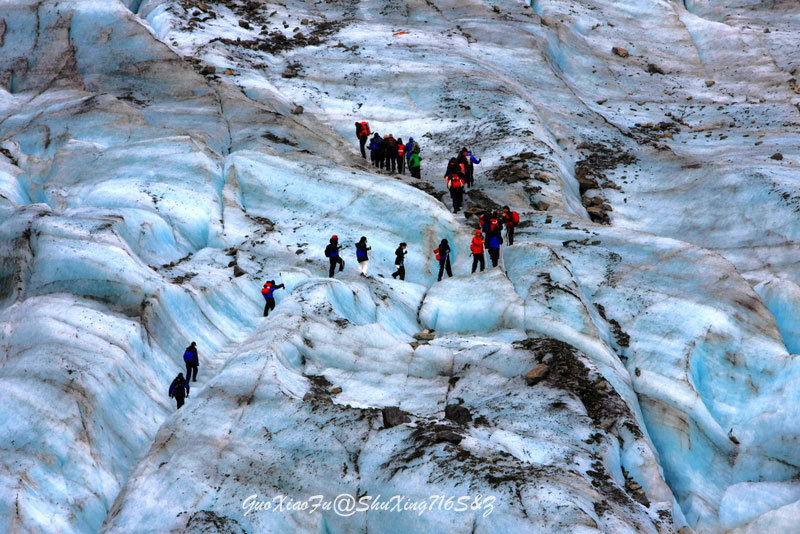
[1,0,799,532]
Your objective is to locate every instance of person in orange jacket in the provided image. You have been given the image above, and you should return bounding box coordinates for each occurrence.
[470,229,485,273]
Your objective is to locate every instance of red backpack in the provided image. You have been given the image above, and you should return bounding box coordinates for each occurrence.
[397,144,405,157]
[451,175,464,188]
[433,248,441,261]
[511,211,520,225]
[360,121,371,135]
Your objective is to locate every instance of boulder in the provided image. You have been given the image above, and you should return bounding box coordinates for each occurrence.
[444,404,472,424]
[382,407,410,428]
[612,46,629,58]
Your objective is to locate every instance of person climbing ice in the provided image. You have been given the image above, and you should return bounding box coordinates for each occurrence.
[502,206,520,246]
[486,217,504,267]
[325,235,345,277]
[392,242,408,280]
[470,229,485,273]
[434,238,453,281]
[183,341,199,382]
[355,121,371,159]
[262,279,285,317]
[355,236,371,276]
[168,372,190,409]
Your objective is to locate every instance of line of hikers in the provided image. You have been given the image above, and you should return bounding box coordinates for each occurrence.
[321,206,519,282]
[355,121,483,214]
[355,121,422,178]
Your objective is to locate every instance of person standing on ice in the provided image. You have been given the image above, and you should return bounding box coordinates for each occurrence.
[384,134,398,173]
[470,229,485,273]
[392,242,408,280]
[502,206,520,246]
[168,373,190,409]
[485,218,503,268]
[396,138,406,175]
[183,341,199,382]
[355,121,371,159]
[262,280,285,317]
[446,170,465,213]
[325,235,345,277]
[408,151,422,179]
[355,236,371,277]
[369,133,383,168]
[458,148,481,188]
[435,239,453,281]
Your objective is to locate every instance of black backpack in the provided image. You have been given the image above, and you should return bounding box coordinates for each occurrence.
[324,244,332,258]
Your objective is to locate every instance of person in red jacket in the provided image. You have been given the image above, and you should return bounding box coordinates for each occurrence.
[470,229,485,273]
[355,121,371,159]
[502,205,520,245]
[396,138,406,175]
[262,279,285,317]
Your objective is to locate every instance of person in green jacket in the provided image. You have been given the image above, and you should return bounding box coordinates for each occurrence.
[409,152,422,178]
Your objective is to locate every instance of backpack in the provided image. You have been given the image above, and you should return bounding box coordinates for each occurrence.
[433,248,441,261]
[324,244,332,258]
[511,211,520,225]
[397,144,405,157]
[169,376,183,397]
[411,141,420,154]
[451,176,464,188]
[361,121,371,135]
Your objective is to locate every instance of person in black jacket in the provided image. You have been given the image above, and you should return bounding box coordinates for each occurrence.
[169,373,190,409]
[436,239,453,281]
[369,133,384,168]
[392,242,408,280]
[355,236,371,276]
[325,235,345,277]
[183,342,199,382]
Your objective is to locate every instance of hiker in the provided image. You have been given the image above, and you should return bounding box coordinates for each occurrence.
[458,148,481,188]
[262,279,285,317]
[168,373,190,409]
[355,121,371,159]
[444,157,461,178]
[384,134,398,173]
[470,229,485,273]
[435,238,453,281]
[502,206,520,246]
[392,242,408,280]
[486,218,503,267]
[355,236,371,276]
[183,341,199,382]
[446,170,465,213]
[396,138,406,175]
[409,151,422,178]
[406,137,419,161]
[369,133,384,168]
[324,235,345,277]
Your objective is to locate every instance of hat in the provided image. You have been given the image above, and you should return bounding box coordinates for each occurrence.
[475,229,482,235]
[331,235,338,240]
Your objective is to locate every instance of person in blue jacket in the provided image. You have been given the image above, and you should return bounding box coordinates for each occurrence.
[183,341,199,382]
[325,235,345,277]
[262,280,285,317]
[485,217,504,267]
[169,373,190,409]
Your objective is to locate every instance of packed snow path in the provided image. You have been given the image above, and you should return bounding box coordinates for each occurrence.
[0,0,799,533]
